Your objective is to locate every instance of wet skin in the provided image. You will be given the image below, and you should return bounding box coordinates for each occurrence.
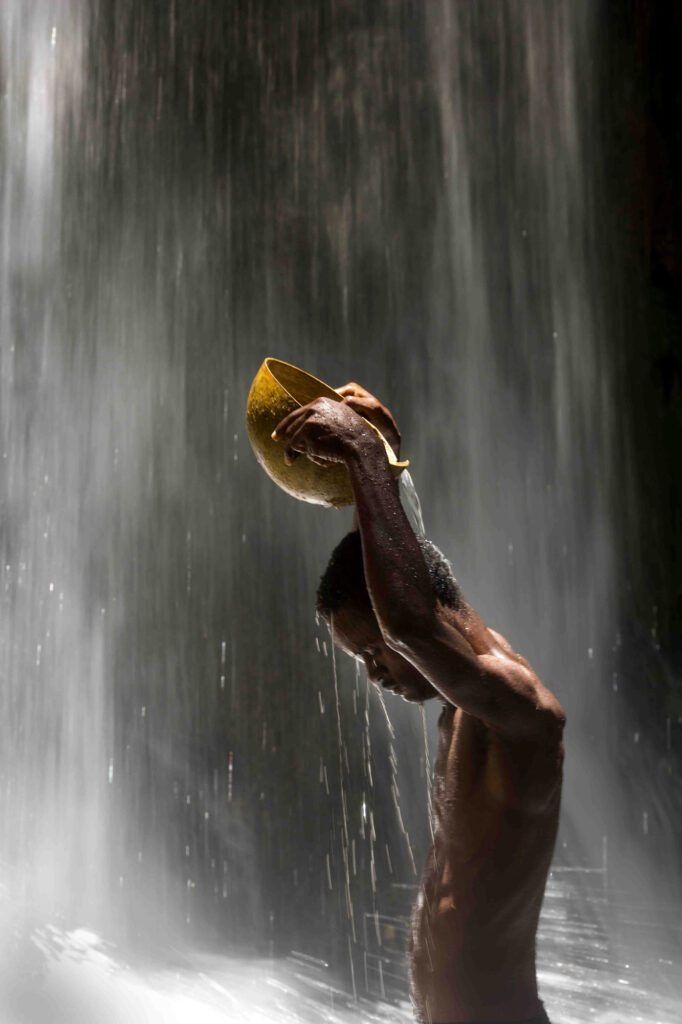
[331,599,564,1023]
[273,387,566,1023]
[331,602,439,703]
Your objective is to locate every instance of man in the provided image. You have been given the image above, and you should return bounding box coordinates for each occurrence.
[272,384,565,1024]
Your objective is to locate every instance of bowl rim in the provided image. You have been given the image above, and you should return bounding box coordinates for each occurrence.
[263,357,341,406]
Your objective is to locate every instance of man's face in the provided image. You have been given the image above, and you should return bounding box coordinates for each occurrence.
[329,602,438,704]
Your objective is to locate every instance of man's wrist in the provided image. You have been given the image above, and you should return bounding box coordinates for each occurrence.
[344,430,388,469]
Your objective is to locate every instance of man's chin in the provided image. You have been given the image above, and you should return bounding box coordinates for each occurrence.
[381,679,436,703]
[397,688,431,704]
[382,684,410,700]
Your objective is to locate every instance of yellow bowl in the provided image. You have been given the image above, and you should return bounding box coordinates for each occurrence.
[246,358,409,507]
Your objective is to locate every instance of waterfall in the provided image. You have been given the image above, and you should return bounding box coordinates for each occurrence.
[0,0,114,930]
[0,2,678,1021]
[422,0,618,878]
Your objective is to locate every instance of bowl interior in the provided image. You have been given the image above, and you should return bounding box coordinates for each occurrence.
[265,358,341,408]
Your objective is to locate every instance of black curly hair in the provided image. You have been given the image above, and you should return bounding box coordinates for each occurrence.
[316,530,463,618]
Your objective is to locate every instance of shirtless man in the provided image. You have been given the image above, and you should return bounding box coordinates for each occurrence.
[272,385,565,1024]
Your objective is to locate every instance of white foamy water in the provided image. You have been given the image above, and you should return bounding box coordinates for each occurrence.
[0,936,678,1024]
[1,875,679,1024]
[0,928,411,1024]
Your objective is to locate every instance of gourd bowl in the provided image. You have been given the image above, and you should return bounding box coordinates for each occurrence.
[245,358,408,507]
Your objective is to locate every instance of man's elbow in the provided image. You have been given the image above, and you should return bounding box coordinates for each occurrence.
[534,695,566,741]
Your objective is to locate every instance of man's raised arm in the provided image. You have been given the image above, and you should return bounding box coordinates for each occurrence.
[272,395,564,739]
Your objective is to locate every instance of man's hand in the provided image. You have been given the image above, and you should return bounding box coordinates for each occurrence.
[272,397,385,467]
[336,383,401,458]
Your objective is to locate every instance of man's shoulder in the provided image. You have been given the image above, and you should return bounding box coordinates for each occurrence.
[486,651,567,743]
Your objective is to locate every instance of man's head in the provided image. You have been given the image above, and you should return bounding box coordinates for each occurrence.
[316,531,463,703]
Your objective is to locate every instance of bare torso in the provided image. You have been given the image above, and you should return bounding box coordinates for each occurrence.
[272,387,565,1021]
[409,704,563,1023]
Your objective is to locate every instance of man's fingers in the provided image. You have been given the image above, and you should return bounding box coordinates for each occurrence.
[342,396,375,414]
[280,413,340,468]
[272,405,309,441]
[284,447,331,468]
[280,420,313,463]
[283,446,300,466]
[336,383,359,396]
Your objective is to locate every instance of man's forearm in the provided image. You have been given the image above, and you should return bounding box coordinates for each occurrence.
[345,440,437,642]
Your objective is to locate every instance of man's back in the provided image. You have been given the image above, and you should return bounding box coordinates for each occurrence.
[409,705,564,1023]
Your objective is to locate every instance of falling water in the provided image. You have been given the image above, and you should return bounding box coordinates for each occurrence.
[1,1,680,1022]
[0,0,112,932]
[398,472,426,540]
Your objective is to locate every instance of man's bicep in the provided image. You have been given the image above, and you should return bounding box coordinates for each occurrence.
[387,615,502,718]
[394,617,561,737]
